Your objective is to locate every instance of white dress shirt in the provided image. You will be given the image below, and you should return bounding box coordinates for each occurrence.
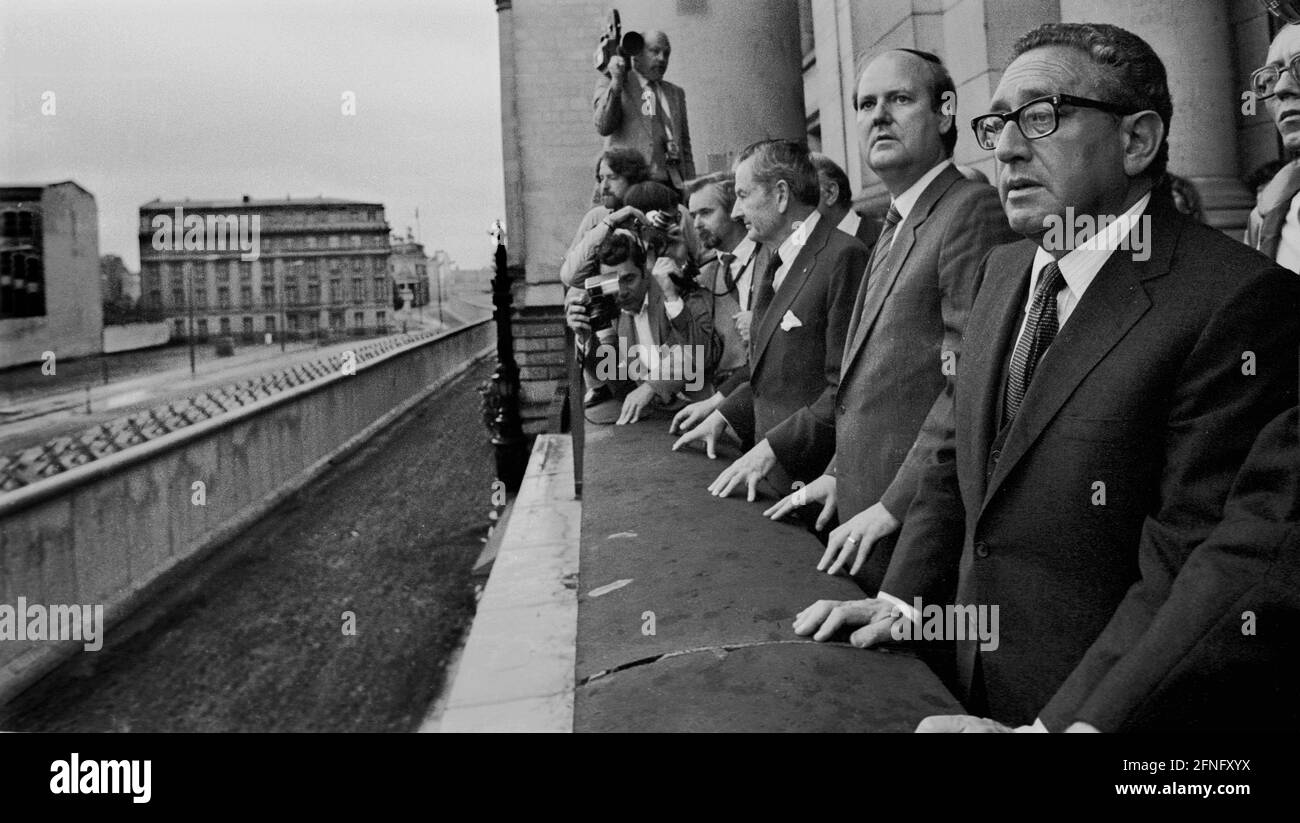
[892,159,953,224]
[1276,194,1300,274]
[774,210,822,292]
[836,210,862,238]
[726,236,758,311]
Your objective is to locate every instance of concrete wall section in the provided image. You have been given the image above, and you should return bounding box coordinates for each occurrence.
[102,321,171,353]
[0,321,492,704]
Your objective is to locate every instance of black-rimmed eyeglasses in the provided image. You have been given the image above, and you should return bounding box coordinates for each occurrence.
[1249,55,1300,100]
[970,94,1135,150]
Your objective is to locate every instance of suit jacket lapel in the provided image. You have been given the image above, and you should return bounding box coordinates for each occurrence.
[842,165,964,375]
[750,216,830,372]
[979,197,1179,512]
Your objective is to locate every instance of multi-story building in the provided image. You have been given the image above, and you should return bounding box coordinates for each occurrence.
[1,181,102,369]
[138,195,393,343]
[389,229,430,308]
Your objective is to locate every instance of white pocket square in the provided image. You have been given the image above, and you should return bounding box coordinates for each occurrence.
[780,310,802,331]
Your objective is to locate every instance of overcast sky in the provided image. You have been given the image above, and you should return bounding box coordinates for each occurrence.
[0,0,504,272]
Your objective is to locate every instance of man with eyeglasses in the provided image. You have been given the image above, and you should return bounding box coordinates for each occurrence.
[793,22,1300,733]
[1245,23,1300,273]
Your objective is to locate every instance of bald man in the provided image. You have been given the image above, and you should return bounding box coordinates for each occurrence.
[594,29,696,193]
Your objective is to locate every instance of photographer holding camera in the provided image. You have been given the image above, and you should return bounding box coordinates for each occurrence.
[594,24,695,196]
[561,148,700,289]
[565,228,720,425]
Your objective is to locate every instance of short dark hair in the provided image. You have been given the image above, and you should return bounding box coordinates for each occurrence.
[892,49,958,157]
[1012,22,1172,180]
[596,229,646,270]
[623,181,679,215]
[735,139,820,207]
[596,147,650,184]
[809,153,854,208]
[684,172,737,214]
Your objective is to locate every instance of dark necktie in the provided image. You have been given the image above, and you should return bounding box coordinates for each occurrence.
[716,251,737,294]
[867,204,902,279]
[752,251,782,324]
[1002,261,1067,427]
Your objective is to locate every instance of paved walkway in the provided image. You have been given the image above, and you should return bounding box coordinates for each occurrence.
[0,359,495,732]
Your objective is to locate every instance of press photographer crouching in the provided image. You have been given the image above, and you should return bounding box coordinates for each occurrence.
[566,228,720,425]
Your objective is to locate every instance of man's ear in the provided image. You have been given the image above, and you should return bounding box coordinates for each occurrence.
[776,180,791,214]
[1120,110,1165,178]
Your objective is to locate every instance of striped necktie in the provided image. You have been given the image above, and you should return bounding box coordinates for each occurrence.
[867,204,903,278]
[1002,261,1067,427]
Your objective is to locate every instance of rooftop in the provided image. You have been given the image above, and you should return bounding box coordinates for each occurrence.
[141,195,383,210]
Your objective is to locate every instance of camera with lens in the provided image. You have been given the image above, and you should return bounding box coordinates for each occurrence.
[594,9,644,73]
[583,273,621,341]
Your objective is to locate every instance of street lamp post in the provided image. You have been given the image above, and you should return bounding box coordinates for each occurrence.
[186,263,196,376]
[478,220,527,492]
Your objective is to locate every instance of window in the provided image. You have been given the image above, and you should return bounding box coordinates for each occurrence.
[172,287,186,308]
[217,286,231,309]
[353,311,364,327]
[329,234,341,248]
[352,257,363,271]
[240,262,252,280]
[262,285,275,306]
[174,319,185,338]
[219,317,231,335]
[149,289,161,309]
[2,250,49,318]
[307,283,320,304]
[242,316,254,336]
[194,289,208,309]
[376,310,386,327]
[265,315,276,332]
[330,311,344,330]
[352,276,364,299]
[288,313,300,331]
[330,278,341,302]
[240,285,252,307]
[197,318,209,340]
[373,277,386,300]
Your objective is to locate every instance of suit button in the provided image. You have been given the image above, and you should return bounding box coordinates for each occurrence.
[837,404,846,415]
[974,541,990,559]
[990,449,1001,463]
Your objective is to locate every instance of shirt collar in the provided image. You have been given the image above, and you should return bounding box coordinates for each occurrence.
[892,159,953,222]
[836,210,862,236]
[778,209,821,264]
[1031,191,1153,299]
[728,236,756,268]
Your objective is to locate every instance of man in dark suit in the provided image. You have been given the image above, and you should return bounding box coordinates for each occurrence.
[1043,404,1299,732]
[594,30,695,194]
[672,140,867,494]
[794,22,1300,730]
[763,51,1016,595]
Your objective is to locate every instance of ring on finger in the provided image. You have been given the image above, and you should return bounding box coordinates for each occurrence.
[845,536,858,544]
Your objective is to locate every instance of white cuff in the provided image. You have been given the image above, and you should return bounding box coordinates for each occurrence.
[877,590,918,623]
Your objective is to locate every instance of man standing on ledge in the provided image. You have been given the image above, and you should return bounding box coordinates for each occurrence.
[595,30,695,194]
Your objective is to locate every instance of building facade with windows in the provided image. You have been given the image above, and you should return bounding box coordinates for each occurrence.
[389,230,430,309]
[0,181,102,369]
[138,195,393,343]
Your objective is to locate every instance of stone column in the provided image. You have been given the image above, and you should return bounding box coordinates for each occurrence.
[1060,0,1255,231]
